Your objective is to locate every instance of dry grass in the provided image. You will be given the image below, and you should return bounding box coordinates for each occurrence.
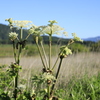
[0,52,100,84]
[58,52,100,85]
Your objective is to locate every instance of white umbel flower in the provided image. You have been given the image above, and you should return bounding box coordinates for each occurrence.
[29,25,45,35]
[13,20,32,28]
[43,25,64,35]
[5,18,32,29]
[9,32,18,41]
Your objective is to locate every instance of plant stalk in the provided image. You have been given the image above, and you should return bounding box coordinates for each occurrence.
[12,41,17,63]
[49,34,52,69]
[47,84,51,100]
[50,57,63,96]
[40,41,49,68]
[52,56,59,70]
[25,34,31,40]
[14,28,23,100]
[35,36,46,69]
[20,27,23,40]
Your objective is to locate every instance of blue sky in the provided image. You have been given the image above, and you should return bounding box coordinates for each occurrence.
[0,0,100,38]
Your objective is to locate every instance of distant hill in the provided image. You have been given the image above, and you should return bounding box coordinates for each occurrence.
[0,23,31,43]
[83,36,100,42]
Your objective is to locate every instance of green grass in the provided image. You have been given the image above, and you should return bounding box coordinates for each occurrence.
[0,64,100,100]
[0,44,60,57]
[0,45,13,57]
[54,73,100,100]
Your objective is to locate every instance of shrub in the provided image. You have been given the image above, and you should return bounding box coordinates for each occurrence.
[69,43,90,53]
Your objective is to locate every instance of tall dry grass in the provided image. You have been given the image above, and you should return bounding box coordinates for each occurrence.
[0,52,100,83]
[57,52,100,87]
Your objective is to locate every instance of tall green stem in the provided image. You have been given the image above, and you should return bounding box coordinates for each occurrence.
[49,34,52,69]
[52,46,65,70]
[25,34,30,40]
[47,84,51,100]
[40,41,49,68]
[55,58,63,79]
[17,44,22,65]
[12,41,17,100]
[52,56,59,70]
[35,36,46,69]
[14,44,22,100]
[14,28,23,100]
[20,27,23,40]
[14,73,18,100]
[50,57,63,96]
[17,27,23,64]
[12,41,17,62]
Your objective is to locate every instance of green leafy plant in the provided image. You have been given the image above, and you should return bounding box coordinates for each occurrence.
[4,18,83,100]
[5,18,33,100]
[0,65,13,100]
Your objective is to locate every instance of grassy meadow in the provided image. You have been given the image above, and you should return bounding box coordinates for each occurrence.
[0,44,60,57]
[0,51,100,80]
[0,44,100,99]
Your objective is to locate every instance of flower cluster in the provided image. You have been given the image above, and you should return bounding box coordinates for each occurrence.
[9,32,18,41]
[5,18,32,29]
[48,20,58,26]
[59,46,72,58]
[28,25,44,35]
[41,20,64,35]
[72,33,83,42]
[12,20,32,28]
[5,18,13,26]
[43,25,64,35]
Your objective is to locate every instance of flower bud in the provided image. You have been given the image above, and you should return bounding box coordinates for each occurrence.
[42,72,55,82]
[72,33,83,42]
[59,46,72,58]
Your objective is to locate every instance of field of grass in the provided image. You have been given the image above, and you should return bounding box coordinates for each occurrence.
[0,44,100,99]
[0,52,100,80]
[0,45,13,57]
[0,44,60,57]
